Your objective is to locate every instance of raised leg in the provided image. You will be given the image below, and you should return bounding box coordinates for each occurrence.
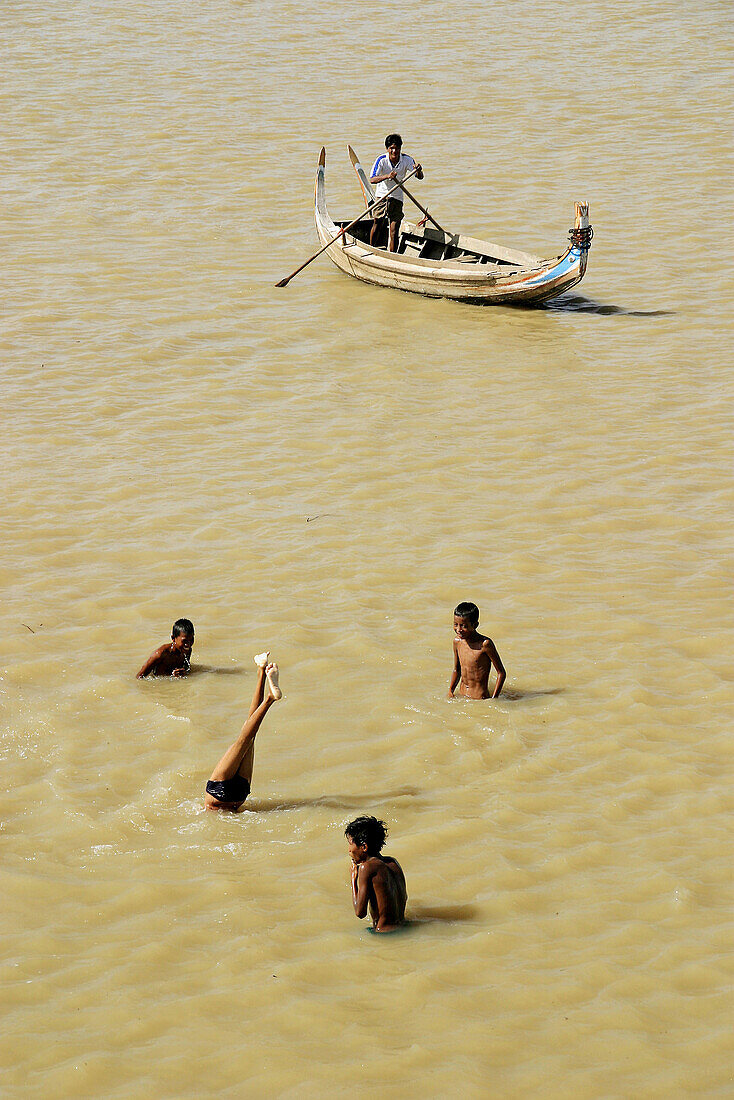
[265,662,282,700]
[236,739,256,786]
[207,663,283,789]
[235,661,280,784]
[249,656,269,718]
[208,693,274,784]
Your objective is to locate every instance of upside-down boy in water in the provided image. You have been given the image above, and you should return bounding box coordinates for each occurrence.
[345,816,407,933]
[204,652,282,811]
[137,618,195,678]
[448,601,506,700]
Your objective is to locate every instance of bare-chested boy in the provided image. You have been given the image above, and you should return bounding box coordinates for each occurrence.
[345,815,407,933]
[448,601,506,700]
[137,618,195,679]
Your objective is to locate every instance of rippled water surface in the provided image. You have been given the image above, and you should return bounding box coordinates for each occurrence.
[2,1,733,1096]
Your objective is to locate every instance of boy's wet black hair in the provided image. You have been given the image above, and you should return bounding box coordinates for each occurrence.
[454,602,479,626]
[172,618,195,637]
[345,815,388,854]
[385,133,402,148]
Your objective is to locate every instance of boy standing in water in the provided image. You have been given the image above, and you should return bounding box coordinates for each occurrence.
[137,618,195,678]
[345,816,407,933]
[448,601,506,700]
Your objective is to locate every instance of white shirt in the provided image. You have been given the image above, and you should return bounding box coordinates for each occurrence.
[370,153,416,202]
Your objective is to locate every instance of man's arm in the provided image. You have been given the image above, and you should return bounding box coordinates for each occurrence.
[447,640,461,699]
[371,158,424,184]
[370,170,397,183]
[409,156,424,180]
[484,638,506,698]
[136,644,166,679]
[369,156,394,184]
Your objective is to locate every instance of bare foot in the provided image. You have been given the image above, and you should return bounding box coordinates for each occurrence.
[265,662,282,700]
[254,651,270,668]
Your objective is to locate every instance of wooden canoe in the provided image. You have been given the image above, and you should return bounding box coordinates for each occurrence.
[313,147,593,304]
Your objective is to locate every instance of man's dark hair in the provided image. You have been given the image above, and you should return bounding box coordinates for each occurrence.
[172,618,195,637]
[345,815,388,854]
[385,133,402,148]
[454,602,479,626]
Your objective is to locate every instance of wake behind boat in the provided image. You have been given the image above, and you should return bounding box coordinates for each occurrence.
[312,147,593,305]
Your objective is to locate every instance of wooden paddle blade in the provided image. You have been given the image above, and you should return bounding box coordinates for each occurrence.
[347,144,376,206]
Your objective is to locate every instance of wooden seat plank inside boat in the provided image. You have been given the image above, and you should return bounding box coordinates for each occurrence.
[336,220,524,271]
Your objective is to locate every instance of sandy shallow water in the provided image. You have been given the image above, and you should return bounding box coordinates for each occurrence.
[2,1,733,1096]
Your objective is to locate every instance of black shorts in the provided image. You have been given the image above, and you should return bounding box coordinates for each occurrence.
[372,197,404,225]
[206,776,251,805]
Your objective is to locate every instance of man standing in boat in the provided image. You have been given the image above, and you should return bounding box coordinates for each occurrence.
[370,133,423,253]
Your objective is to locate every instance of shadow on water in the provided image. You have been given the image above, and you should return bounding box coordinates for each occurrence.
[248,787,423,813]
[408,903,479,924]
[196,665,249,676]
[540,293,674,317]
[501,687,563,702]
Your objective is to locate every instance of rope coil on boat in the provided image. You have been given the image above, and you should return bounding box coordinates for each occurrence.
[568,224,594,250]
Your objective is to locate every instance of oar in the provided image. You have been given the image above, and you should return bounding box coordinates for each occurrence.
[275,165,420,287]
[399,181,446,234]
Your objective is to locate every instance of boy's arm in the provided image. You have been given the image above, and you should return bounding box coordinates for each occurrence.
[447,640,461,699]
[136,645,166,679]
[484,638,506,698]
[353,863,374,920]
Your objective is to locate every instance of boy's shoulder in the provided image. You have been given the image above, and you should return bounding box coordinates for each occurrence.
[363,855,394,876]
[381,856,406,884]
[138,641,174,679]
[381,854,401,869]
